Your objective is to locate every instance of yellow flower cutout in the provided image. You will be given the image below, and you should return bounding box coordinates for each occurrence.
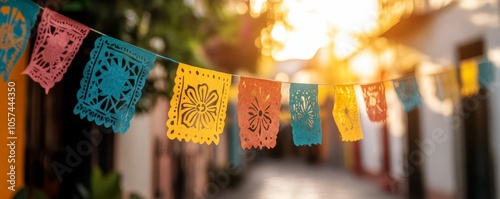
[166,63,231,145]
[333,85,363,141]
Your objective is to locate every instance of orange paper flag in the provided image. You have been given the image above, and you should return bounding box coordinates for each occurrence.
[361,82,387,122]
[237,77,281,149]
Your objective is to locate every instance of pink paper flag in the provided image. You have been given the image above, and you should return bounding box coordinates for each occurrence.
[24,8,90,94]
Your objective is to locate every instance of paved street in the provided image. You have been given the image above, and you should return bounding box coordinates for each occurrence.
[216,159,398,199]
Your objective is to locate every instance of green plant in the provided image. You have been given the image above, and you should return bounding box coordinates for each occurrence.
[12,187,50,199]
[90,166,121,199]
[57,0,242,113]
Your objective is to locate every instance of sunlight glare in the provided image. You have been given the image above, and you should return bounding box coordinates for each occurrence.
[272,28,328,61]
[349,49,378,78]
[261,0,380,61]
[275,72,290,82]
[291,70,312,84]
[487,47,500,68]
[334,33,360,59]
[317,0,379,33]
[235,2,248,15]
[470,13,499,27]
[459,0,493,10]
[271,21,288,44]
[429,0,453,10]
[250,0,267,17]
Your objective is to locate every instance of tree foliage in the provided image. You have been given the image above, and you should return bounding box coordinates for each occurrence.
[52,0,242,113]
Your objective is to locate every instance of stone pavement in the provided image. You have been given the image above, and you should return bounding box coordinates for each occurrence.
[216,159,398,199]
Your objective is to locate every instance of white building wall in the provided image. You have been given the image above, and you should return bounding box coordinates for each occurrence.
[420,106,456,195]
[483,1,500,196]
[115,114,153,199]
[356,86,384,174]
[388,0,500,196]
[386,86,406,182]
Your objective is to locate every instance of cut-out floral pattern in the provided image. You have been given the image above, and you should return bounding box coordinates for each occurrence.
[289,83,322,146]
[24,8,90,94]
[167,63,232,145]
[393,77,422,112]
[238,77,281,149]
[0,0,39,81]
[73,36,155,133]
[361,82,387,122]
[181,83,219,129]
[333,85,363,141]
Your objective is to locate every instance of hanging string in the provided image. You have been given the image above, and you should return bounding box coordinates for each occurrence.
[35,5,180,65]
[33,3,478,87]
[156,54,180,64]
[230,67,458,87]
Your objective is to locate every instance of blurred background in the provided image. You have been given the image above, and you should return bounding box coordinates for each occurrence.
[2,0,500,198]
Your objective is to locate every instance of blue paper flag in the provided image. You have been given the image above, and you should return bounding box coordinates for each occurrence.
[0,0,40,81]
[393,77,422,112]
[479,60,494,88]
[289,83,322,146]
[74,36,155,133]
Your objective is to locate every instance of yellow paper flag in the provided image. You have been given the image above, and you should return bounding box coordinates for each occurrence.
[439,69,460,103]
[460,59,479,97]
[333,85,363,141]
[166,63,232,145]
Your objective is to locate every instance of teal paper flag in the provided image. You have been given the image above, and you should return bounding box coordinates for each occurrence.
[74,36,155,133]
[289,83,322,146]
[479,60,494,88]
[393,77,422,112]
[0,0,40,81]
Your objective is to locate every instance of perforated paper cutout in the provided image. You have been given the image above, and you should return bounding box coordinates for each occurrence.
[24,8,90,94]
[167,63,232,145]
[361,82,387,122]
[333,85,363,142]
[289,83,322,146]
[0,0,39,81]
[393,77,422,112]
[460,59,479,97]
[237,77,281,149]
[73,36,155,133]
[479,60,494,88]
[436,70,460,104]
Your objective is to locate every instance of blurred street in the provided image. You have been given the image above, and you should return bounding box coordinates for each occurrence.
[217,159,397,199]
[6,0,500,198]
